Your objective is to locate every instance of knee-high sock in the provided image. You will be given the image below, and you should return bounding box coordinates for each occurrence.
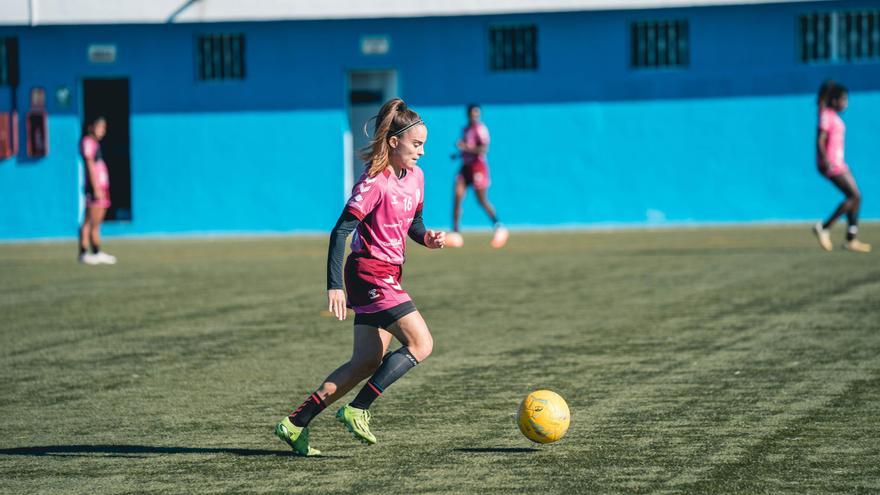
[350,347,419,410]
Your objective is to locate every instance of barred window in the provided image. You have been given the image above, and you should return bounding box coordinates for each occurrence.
[799,11,880,63]
[631,20,689,69]
[0,37,19,86]
[196,33,245,81]
[489,25,538,72]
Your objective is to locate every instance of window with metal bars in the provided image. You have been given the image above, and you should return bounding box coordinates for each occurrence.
[196,33,246,81]
[799,10,880,63]
[631,20,689,69]
[489,25,538,72]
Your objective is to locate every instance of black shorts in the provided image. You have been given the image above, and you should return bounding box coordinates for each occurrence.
[353,301,417,329]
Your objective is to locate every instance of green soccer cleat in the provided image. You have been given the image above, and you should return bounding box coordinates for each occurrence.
[274,417,321,456]
[336,405,377,445]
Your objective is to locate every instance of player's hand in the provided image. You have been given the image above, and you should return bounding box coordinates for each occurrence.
[425,230,446,249]
[327,289,347,321]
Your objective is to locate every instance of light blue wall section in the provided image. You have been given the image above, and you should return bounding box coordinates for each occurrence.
[107,110,347,236]
[0,116,80,239]
[419,91,880,229]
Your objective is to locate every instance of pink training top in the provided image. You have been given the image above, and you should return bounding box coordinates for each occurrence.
[345,166,425,265]
[461,122,490,166]
[818,107,848,177]
[81,135,110,190]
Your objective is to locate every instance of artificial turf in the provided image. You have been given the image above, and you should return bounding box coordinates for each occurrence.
[1,226,878,494]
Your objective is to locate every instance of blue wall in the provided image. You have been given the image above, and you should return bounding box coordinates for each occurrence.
[1,0,879,240]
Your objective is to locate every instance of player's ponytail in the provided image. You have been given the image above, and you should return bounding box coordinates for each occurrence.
[360,98,422,177]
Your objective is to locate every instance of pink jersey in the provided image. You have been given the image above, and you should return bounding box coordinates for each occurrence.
[345,166,425,265]
[81,136,110,190]
[461,123,490,166]
[818,107,848,177]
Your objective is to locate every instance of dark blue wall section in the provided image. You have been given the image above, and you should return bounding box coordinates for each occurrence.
[1,0,878,240]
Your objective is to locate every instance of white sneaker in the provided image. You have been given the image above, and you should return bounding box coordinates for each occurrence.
[812,222,832,252]
[93,251,117,265]
[491,226,509,249]
[842,239,871,253]
[78,253,100,265]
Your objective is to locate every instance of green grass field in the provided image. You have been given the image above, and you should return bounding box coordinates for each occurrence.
[2,226,879,494]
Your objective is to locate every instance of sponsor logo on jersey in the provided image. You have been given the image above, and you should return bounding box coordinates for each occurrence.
[368,288,381,300]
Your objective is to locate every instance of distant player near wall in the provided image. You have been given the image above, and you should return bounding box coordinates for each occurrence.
[78,117,117,265]
[811,82,871,253]
[446,104,508,248]
[274,98,446,455]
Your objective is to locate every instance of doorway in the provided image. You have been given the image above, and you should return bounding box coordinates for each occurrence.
[346,70,397,191]
[82,78,131,221]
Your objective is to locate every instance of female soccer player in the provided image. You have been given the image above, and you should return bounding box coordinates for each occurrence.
[78,116,117,265]
[275,99,446,456]
[811,83,871,253]
[447,104,508,248]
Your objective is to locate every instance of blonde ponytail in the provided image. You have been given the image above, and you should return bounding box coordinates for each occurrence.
[360,98,422,177]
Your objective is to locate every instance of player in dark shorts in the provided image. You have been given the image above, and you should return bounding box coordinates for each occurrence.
[447,104,508,248]
[274,99,446,455]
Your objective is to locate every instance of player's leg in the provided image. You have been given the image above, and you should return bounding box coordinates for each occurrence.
[338,306,432,444]
[276,325,392,455]
[319,325,394,404]
[78,209,94,263]
[448,175,467,247]
[91,206,118,264]
[837,172,870,252]
[815,174,854,251]
[475,187,508,248]
[473,187,498,226]
[822,174,857,231]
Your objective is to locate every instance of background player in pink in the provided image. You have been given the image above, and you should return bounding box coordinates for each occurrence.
[275,99,446,455]
[78,116,117,265]
[811,83,871,253]
[447,104,508,248]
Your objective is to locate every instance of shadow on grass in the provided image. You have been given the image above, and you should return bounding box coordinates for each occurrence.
[454,447,540,453]
[0,444,346,458]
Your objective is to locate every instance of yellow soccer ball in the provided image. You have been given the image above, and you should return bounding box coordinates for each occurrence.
[517,390,570,444]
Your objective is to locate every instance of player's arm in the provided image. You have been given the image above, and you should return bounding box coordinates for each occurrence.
[408,208,445,249]
[816,129,830,172]
[326,211,360,320]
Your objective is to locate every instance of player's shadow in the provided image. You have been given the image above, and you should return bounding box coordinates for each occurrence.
[454,447,540,453]
[0,444,344,459]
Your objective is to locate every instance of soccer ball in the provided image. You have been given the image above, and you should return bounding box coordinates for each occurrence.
[517,390,570,444]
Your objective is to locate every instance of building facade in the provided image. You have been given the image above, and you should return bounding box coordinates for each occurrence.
[1,0,879,239]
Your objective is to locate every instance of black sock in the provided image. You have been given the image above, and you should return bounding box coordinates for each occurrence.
[289,392,327,427]
[847,225,858,241]
[350,347,419,410]
[91,245,101,254]
[79,246,86,256]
